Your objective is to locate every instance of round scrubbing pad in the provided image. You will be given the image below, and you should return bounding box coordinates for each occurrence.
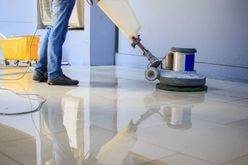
[156,83,208,92]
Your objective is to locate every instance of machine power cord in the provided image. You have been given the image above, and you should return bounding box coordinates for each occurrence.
[86,0,94,6]
[0,27,46,115]
[0,87,46,116]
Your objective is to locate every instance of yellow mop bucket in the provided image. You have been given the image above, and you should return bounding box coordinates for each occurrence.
[0,34,40,65]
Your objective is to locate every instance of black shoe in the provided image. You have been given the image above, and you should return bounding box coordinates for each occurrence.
[48,74,79,86]
[33,70,48,82]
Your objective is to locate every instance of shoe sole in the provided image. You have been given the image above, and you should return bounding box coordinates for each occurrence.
[33,71,48,82]
[47,82,79,86]
[33,77,47,82]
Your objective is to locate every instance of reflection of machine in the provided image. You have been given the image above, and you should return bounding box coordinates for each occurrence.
[138,91,205,130]
[85,91,205,164]
[93,125,137,165]
[95,0,207,91]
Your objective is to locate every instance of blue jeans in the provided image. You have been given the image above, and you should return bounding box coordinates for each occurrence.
[36,0,76,79]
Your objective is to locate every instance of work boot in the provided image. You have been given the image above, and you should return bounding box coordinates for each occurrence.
[48,74,79,86]
[33,70,48,82]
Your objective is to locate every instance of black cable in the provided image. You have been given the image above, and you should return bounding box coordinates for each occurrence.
[86,0,94,6]
[0,87,46,116]
[0,24,47,115]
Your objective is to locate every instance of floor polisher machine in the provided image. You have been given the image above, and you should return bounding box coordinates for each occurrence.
[144,47,208,92]
[95,0,207,92]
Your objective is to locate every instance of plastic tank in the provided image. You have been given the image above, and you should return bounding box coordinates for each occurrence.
[98,0,141,41]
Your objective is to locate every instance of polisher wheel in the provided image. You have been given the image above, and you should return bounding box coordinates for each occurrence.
[145,67,160,81]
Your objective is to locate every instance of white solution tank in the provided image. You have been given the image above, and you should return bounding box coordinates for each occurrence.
[98,0,141,40]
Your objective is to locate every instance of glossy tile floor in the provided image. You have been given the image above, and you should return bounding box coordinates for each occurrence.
[0,66,248,165]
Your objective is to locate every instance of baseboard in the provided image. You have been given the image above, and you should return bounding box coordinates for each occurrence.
[116,53,248,83]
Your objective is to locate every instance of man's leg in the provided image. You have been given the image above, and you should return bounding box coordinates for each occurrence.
[47,0,76,79]
[33,28,51,82]
[35,29,50,72]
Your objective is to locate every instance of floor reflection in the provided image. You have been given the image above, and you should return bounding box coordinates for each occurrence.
[0,66,248,165]
[144,91,205,130]
[40,91,79,165]
[36,69,207,165]
[38,68,119,165]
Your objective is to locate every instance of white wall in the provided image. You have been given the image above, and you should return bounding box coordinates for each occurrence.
[0,0,35,60]
[116,0,248,82]
[0,0,115,66]
[0,0,36,35]
[0,0,91,66]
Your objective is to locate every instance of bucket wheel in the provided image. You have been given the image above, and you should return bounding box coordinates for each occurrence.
[27,61,32,66]
[4,60,10,66]
[14,60,19,66]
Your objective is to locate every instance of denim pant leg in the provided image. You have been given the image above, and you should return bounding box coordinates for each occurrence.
[47,0,76,79]
[35,27,51,73]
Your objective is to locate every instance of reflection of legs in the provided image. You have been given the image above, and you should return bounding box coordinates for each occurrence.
[47,0,76,79]
[41,96,76,165]
[53,131,76,165]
